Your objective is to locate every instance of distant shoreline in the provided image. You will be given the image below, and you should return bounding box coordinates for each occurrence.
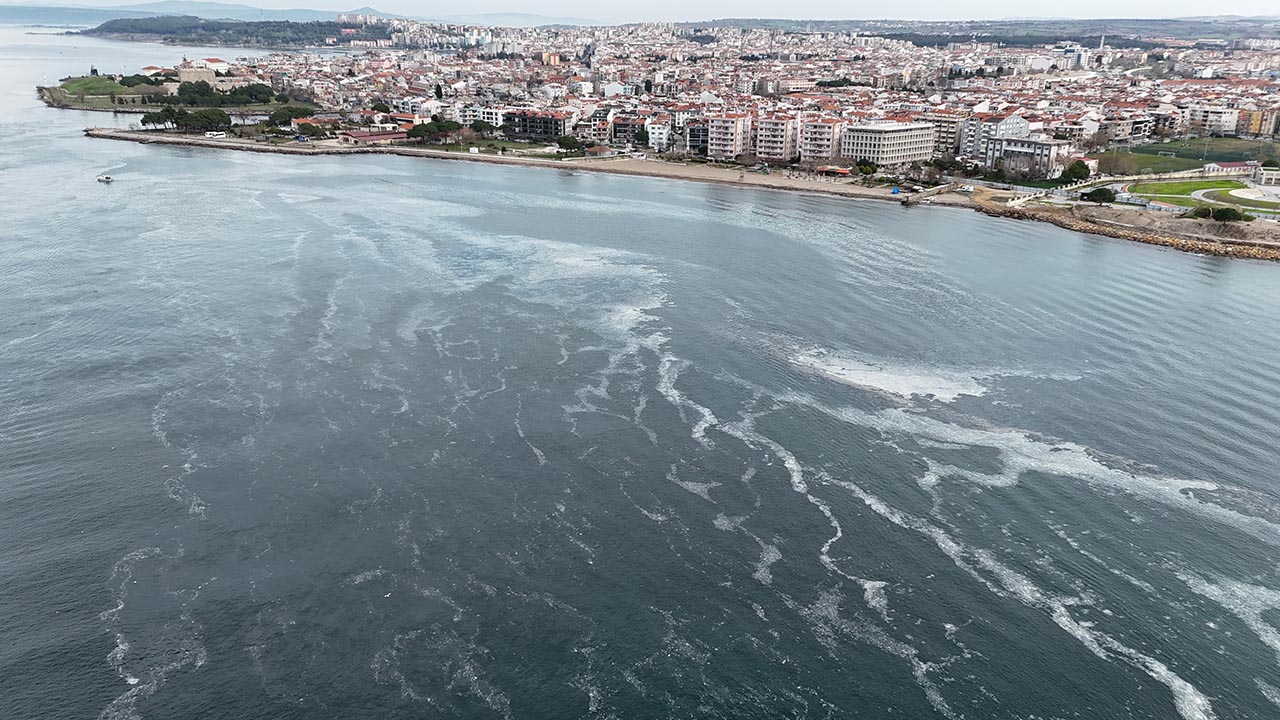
[83,127,1280,263]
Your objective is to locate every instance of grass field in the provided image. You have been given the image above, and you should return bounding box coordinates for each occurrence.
[1103,151,1206,174]
[1203,189,1280,210]
[1132,137,1280,165]
[60,76,128,95]
[1129,179,1246,196]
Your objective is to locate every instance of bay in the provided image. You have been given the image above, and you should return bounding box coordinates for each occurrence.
[3,26,1280,720]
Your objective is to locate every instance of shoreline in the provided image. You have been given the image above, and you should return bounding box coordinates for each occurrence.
[83,127,1280,262]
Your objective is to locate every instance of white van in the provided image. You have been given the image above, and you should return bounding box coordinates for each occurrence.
[204,131,227,139]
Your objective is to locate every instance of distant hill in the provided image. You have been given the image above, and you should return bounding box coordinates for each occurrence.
[0,2,599,27]
[0,4,155,24]
[109,1,407,22]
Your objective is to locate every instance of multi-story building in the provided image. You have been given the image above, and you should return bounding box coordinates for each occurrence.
[707,113,752,161]
[645,113,673,152]
[799,117,847,163]
[1237,107,1280,138]
[960,112,1029,157]
[1186,105,1240,136]
[982,136,1071,178]
[612,113,648,144]
[684,119,709,155]
[840,121,936,166]
[916,111,965,157]
[754,114,799,162]
[505,109,574,139]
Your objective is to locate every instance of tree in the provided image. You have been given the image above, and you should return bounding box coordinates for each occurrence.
[470,120,497,135]
[1062,160,1091,183]
[370,101,391,113]
[296,122,326,137]
[275,92,290,104]
[269,105,313,125]
[633,129,650,145]
[434,83,443,100]
[1084,187,1116,204]
[1211,207,1244,222]
[556,135,583,150]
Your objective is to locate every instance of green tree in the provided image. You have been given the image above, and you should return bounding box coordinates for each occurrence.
[633,129,650,145]
[1084,187,1116,204]
[275,92,290,104]
[269,105,313,125]
[556,135,583,150]
[1211,206,1244,222]
[470,120,497,135]
[1062,159,1091,183]
[370,101,391,113]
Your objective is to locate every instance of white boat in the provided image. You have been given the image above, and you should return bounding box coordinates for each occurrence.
[96,175,113,183]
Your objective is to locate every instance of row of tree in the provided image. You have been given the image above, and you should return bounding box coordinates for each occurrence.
[140,106,231,132]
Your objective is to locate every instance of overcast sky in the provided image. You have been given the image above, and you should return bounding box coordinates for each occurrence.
[22,2,1280,25]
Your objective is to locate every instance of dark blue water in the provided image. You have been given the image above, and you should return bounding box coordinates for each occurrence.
[3,27,1280,720]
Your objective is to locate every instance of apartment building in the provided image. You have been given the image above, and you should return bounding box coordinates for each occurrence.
[505,109,574,139]
[799,117,847,163]
[684,119,709,155]
[646,113,673,151]
[916,111,965,157]
[1186,105,1240,136]
[840,121,936,166]
[982,136,1071,178]
[960,112,1029,157]
[754,114,799,162]
[707,113,753,161]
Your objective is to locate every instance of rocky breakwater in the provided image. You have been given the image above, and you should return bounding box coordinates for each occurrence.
[978,202,1280,262]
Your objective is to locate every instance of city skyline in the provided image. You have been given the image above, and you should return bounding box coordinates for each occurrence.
[9,0,1280,25]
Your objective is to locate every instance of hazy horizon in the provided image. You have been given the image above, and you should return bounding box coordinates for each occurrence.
[4,0,1279,26]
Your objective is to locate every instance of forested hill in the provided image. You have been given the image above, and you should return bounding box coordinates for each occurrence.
[81,16,393,47]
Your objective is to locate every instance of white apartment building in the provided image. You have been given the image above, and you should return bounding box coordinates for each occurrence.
[754,114,799,162]
[707,113,752,161]
[982,136,1071,178]
[646,114,672,152]
[840,121,936,166]
[800,117,847,163]
[1186,105,1240,136]
[960,113,1029,157]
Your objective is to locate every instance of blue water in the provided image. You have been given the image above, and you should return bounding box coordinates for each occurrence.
[3,26,1280,720]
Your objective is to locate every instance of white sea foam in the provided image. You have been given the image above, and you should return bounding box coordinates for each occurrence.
[831,476,1219,720]
[1257,679,1280,710]
[794,350,991,402]
[1177,571,1280,667]
[753,544,783,585]
[862,580,890,621]
[780,391,1280,547]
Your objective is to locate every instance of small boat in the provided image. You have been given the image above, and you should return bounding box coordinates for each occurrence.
[96,175,113,183]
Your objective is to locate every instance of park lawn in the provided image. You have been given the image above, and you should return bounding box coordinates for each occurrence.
[1140,196,1205,208]
[1128,179,1246,196]
[61,76,128,95]
[1107,152,1206,173]
[1203,189,1280,210]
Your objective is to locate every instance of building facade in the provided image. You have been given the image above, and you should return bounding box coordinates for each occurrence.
[754,114,799,162]
[840,121,936,166]
[981,136,1071,178]
[707,113,752,161]
[799,117,846,163]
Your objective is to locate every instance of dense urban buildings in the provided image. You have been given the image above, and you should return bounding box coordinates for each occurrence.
[148,20,1280,179]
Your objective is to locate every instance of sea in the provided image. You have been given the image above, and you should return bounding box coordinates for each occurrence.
[2,25,1280,720]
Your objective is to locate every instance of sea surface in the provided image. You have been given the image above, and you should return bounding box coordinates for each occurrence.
[3,26,1280,720]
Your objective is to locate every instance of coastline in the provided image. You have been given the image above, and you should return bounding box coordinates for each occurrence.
[83,127,1280,262]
